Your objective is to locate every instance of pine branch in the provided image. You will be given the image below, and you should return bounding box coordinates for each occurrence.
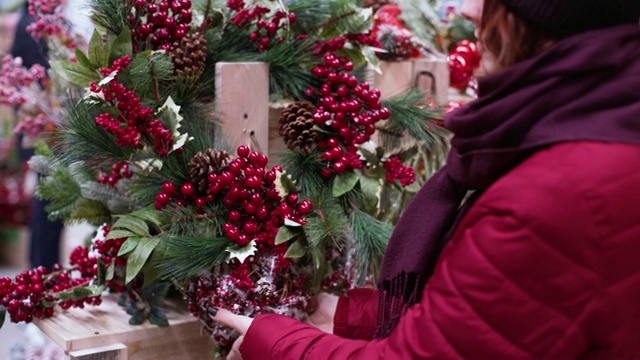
[279,148,327,196]
[36,166,82,222]
[27,155,56,176]
[156,234,232,281]
[69,198,112,226]
[379,88,449,152]
[304,188,350,248]
[90,0,130,35]
[260,39,320,101]
[57,99,127,165]
[349,209,392,285]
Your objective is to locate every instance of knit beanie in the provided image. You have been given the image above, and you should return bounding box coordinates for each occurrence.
[501,0,640,38]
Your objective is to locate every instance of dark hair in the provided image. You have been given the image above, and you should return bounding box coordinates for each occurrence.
[479,0,556,69]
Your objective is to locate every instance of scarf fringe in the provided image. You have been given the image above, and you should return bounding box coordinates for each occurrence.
[375,272,423,338]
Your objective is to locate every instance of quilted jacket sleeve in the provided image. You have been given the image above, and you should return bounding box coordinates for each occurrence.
[333,288,379,340]
[240,156,600,359]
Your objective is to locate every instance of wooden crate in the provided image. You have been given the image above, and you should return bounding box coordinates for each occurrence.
[34,294,214,360]
[373,57,450,103]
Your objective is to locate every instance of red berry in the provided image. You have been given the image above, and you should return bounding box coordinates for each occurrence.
[162,182,176,194]
[237,145,250,158]
[229,210,242,222]
[379,107,391,120]
[264,170,276,183]
[181,182,195,196]
[287,193,299,205]
[236,234,249,247]
[205,194,215,202]
[321,167,333,178]
[333,161,346,174]
[245,176,261,189]
[156,192,170,204]
[288,12,296,23]
[195,198,206,208]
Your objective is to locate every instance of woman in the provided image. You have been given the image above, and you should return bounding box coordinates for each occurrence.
[212,0,640,358]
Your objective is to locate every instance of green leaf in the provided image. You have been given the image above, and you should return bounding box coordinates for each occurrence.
[88,29,109,68]
[333,171,360,197]
[106,259,115,282]
[149,307,169,327]
[112,216,149,237]
[358,147,381,166]
[284,240,305,258]
[97,259,107,285]
[118,236,140,256]
[74,48,95,70]
[403,180,421,193]
[0,306,5,329]
[42,300,57,308]
[109,28,133,63]
[72,287,94,298]
[279,172,299,193]
[129,207,162,226]
[274,226,298,245]
[125,237,160,284]
[359,174,380,213]
[106,229,136,240]
[50,60,100,87]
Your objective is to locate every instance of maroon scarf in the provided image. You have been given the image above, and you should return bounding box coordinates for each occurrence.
[376,24,640,338]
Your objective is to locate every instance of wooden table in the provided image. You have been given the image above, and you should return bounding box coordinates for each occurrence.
[34,294,214,360]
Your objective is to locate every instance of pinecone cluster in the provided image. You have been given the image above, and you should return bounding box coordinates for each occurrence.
[362,0,390,13]
[278,102,319,153]
[170,33,207,79]
[188,149,232,192]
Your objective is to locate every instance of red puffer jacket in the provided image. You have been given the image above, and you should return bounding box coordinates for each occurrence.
[240,141,640,359]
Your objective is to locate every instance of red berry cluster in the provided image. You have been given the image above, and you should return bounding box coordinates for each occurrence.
[307,54,391,177]
[155,146,312,249]
[97,161,134,187]
[383,156,415,187]
[227,1,296,52]
[128,0,193,51]
[0,226,130,325]
[90,56,175,157]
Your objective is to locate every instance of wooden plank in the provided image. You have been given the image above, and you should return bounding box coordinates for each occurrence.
[69,343,128,360]
[34,294,214,360]
[412,57,450,105]
[267,102,291,165]
[215,62,270,155]
[373,61,414,99]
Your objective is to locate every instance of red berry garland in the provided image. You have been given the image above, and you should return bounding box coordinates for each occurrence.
[383,156,415,187]
[154,146,312,249]
[90,56,176,157]
[226,1,296,52]
[0,225,129,324]
[97,160,134,187]
[307,53,391,177]
[127,0,193,51]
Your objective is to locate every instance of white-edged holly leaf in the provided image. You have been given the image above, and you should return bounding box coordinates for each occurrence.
[98,70,118,86]
[284,218,303,227]
[225,240,258,264]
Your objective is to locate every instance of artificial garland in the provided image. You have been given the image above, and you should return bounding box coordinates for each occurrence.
[0,0,448,356]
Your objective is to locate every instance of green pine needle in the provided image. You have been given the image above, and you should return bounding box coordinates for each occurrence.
[156,234,231,281]
[261,39,319,101]
[380,88,449,152]
[36,166,82,222]
[90,0,130,35]
[350,209,392,285]
[304,188,349,248]
[280,148,327,196]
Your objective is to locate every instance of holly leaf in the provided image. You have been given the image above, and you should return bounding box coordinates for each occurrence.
[149,307,169,327]
[97,259,107,285]
[125,237,160,284]
[118,236,140,256]
[157,97,193,152]
[358,147,381,166]
[112,216,149,237]
[88,28,108,68]
[284,240,305,258]
[50,60,100,87]
[275,226,297,245]
[333,171,360,197]
[225,240,258,264]
[74,48,95,70]
[109,28,133,64]
[0,306,6,329]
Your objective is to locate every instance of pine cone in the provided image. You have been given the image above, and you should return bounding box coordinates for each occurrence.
[170,33,207,79]
[278,102,319,153]
[188,149,232,192]
[362,0,390,13]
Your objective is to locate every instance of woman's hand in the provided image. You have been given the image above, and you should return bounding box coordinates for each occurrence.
[209,308,252,360]
[305,293,339,333]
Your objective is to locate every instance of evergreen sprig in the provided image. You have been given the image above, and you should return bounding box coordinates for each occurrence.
[349,209,392,286]
[36,165,83,222]
[90,0,130,35]
[280,148,327,196]
[156,234,231,281]
[261,39,319,101]
[380,88,449,152]
[304,189,350,248]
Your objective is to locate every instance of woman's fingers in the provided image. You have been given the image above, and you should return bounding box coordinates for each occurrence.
[227,335,244,360]
[209,307,253,335]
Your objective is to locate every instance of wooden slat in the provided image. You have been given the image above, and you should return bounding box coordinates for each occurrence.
[215,62,270,154]
[34,294,214,360]
[69,343,128,360]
